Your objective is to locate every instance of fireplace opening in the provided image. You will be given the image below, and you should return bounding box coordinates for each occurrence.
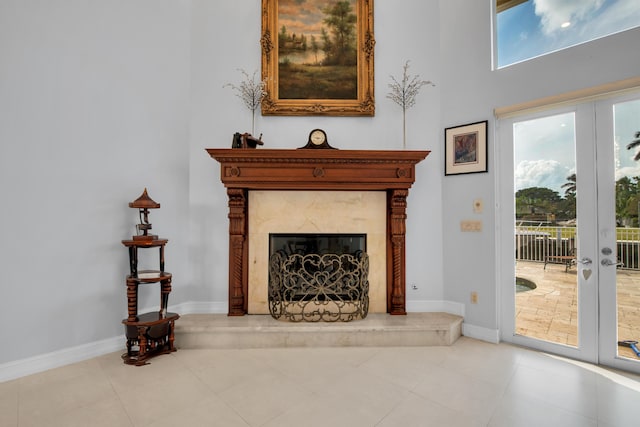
[269,233,366,257]
[268,233,369,322]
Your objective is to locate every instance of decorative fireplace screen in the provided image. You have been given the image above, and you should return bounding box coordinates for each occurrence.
[268,234,369,322]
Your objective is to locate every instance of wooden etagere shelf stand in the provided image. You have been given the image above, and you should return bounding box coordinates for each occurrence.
[121,238,179,365]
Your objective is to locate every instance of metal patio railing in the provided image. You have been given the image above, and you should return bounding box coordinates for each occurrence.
[515,224,640,270]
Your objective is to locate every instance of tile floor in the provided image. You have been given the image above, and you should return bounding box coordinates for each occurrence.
[2,337,640,426]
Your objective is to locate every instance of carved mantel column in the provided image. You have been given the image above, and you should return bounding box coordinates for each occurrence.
[206,148,429,316]
[388,189,408,315]
[227,188,248,315]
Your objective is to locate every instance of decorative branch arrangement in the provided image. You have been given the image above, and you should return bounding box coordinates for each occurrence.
[387,61,434,149]
[224,69,266,135]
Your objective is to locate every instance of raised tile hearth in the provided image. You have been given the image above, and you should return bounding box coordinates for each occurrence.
[174,312,463,349]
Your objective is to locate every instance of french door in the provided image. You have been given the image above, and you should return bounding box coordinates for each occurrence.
[499,91,640,373]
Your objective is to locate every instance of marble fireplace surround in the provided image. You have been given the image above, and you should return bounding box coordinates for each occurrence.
[248,190,386,314]
[206,148,430,316]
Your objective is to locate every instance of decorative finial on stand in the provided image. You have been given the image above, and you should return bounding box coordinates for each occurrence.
[128,188,161,241]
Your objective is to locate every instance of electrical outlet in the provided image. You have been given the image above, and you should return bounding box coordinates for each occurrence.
[471,291,478,304]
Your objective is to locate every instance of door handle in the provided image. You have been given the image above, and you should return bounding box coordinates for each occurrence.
[578,257,592,265]
[601,259,623,267]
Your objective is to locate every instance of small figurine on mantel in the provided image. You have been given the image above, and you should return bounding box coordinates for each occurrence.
[232,132,264,149]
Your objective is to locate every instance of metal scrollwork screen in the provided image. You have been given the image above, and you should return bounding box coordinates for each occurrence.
[269,250,369,322]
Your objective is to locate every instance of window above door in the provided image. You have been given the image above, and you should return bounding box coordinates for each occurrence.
[495,0,640,68]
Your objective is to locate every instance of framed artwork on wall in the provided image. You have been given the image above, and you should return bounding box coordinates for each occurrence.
[260,0,375,116]
[444,120,488,176]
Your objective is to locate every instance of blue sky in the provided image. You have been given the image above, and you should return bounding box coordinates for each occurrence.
[514,100,640,195]
[514,112,576,194]
[503,0,640,194]
[497,0,640,68]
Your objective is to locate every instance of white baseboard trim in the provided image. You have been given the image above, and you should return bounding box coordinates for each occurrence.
[0,301,228,383]
[0,335,124,383]
[462,322,500,343]
[0,299,473,383]
[406,300,466,317]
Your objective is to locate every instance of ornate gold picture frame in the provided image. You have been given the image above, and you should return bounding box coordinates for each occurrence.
[260,0,375,116]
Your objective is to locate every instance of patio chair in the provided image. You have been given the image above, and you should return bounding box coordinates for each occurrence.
[544,241,576,272]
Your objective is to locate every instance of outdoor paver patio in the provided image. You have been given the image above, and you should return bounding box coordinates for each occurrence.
[515,260,640,360]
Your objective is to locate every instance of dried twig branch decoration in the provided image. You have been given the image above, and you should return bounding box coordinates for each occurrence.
[387,61,434,149]
[224,69,266,135]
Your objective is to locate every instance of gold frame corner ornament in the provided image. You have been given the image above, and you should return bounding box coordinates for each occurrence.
[261,0,375,117]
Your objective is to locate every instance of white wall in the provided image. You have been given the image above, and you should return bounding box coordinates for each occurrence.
[0,0,191,365]
[188,0,445,308]
[439,0,640,333]
[2,0,639,371]
[0,0,445,369]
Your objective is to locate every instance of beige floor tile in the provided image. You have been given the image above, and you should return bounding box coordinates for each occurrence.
[25,397,133,427]
[244,347,381,394]
[264,368,411,427]
[439,340,519,388]
[146,394,250,427]
[357,346,450,390]
[377,393,485,427]
[412,364,505,423]
[489,393,597,427]
[96,351,186,396]
[217,367,315,426]
[18,367,116,426]
[4,329,640,427]
[0,379,19,427]
[261,392,383,427]
[117,367,214,426]
[178,349,272,394]
[505,364,598,419]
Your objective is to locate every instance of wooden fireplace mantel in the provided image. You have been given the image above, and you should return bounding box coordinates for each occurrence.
[206,148,430,316]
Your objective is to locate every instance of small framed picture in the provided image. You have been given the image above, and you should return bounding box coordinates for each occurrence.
[444,120,488,176]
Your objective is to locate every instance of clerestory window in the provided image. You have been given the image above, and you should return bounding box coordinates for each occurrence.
[495,0,640,68]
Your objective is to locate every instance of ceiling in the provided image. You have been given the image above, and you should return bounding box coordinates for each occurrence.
[496,0,528,13]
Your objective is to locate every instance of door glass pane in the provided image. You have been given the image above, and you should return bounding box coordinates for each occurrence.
[514,112,578,346]
[613,98,640,361]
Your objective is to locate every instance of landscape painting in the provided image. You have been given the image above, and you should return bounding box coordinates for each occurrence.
[278,0,357,100]
[261,0,375,116]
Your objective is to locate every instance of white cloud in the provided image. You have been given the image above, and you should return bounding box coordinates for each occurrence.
[515,159,572,193]
[591,0,640,34]
[616,166,640,182]
[615,130,640,181]
[534,0,605,35]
